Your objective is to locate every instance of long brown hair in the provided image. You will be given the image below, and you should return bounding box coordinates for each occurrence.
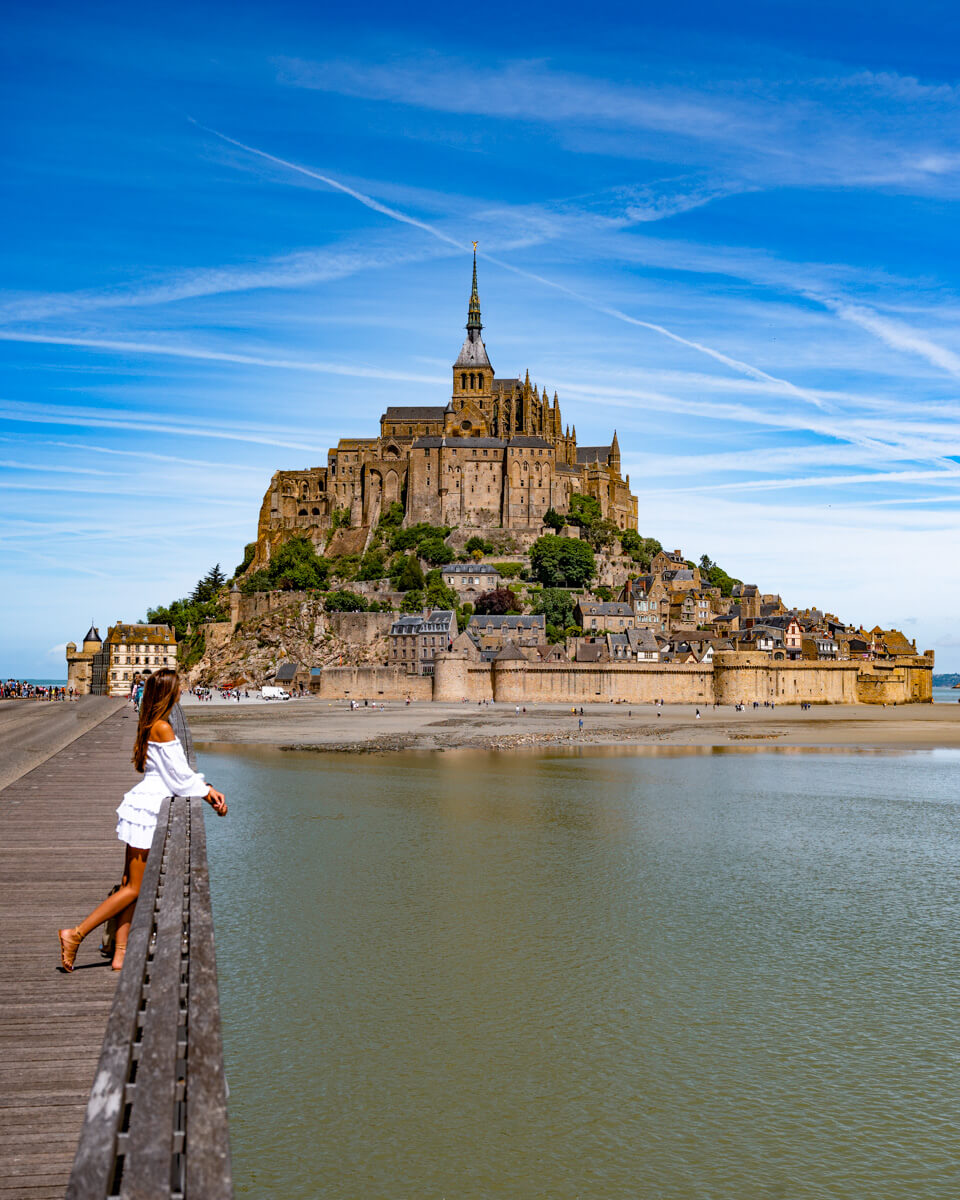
[132,668,181,772]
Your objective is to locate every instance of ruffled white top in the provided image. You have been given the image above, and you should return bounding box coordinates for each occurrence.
[116,737,207,849]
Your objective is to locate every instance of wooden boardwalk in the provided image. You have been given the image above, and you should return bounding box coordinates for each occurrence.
[0,701,134,1198]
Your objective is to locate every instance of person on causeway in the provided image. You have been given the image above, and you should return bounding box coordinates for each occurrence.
[58,668,228,972]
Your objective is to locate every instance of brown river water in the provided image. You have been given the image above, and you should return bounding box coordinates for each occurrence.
[198,744,960,1199]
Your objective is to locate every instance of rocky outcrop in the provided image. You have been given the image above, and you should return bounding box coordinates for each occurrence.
[181,593,394,687]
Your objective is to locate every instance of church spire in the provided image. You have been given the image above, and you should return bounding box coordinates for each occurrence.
[466,244,482,338]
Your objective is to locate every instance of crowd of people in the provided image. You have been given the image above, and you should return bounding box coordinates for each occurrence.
[1,680,72,701]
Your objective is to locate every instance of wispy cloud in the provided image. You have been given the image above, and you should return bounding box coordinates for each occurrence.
[0,331,446,385]
[277,55,960,195]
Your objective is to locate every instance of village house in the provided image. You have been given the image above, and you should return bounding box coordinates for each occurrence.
[467,613,546,653]
[67,622,177,697]
[440,562,502,599]
[759,614,804,657]
[575,599,636,633]
[388,609,457,675]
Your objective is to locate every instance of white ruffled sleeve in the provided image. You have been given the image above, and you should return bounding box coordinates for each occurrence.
[153,739,207,797]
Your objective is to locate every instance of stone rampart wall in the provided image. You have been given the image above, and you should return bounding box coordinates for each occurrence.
[712,653,860,705]
[431,651,933,705]
[309,666,432,701]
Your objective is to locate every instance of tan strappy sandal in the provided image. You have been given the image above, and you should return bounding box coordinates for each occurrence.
[58,926,84,972]
[111,943,127,972]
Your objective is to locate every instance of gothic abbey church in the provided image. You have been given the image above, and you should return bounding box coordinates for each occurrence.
[253,256,638,564]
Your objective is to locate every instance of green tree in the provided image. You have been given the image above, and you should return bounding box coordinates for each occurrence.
[356,549,386,581]
[699,554,741,597]
[330,507,351,531]
[400,589,424,613]
[465,535,494,555]
[529,535,595,589]
[567,493,602,529]
[190,564,226,604]
[424,570,459,610]
[420,537,454,566]
[269,538,329,591]
[324,589,367,612]
[583,517,619,552]
[532,587,575,629]
[543,508,565,532]
[394,554,425,592]
[619,531,663,569]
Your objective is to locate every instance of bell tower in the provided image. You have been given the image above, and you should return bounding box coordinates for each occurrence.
[452,246,494,409]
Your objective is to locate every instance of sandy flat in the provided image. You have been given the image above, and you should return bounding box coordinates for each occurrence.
[181,694,960,755]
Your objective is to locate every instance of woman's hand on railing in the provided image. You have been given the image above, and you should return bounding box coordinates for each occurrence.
[205,786,228,816]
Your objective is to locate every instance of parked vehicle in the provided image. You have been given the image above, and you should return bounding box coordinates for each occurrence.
[261,686,291,701]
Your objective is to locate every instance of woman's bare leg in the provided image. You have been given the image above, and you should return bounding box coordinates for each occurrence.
[61,847,150,944]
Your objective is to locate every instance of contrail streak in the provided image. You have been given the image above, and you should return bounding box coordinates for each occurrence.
[195,121,834,412]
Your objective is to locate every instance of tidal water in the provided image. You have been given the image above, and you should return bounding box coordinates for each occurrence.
[200,745,960,1199]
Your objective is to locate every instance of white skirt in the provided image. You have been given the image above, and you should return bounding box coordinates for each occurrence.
[116,787,166,850]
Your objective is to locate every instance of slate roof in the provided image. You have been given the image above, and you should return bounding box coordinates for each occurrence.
[468,614,545,630]
[382,406,447,421]
[577,601,633,617]
[441,564,500,575]
[274,662,298,682]
[389,610,457,637]
[454,333,492,369]
[83,625,101,643]
[495,640,528,661]
[576,445,612,464]
[508,436,553,449]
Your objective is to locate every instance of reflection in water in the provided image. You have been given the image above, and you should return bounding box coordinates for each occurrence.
[202,748,960,1199]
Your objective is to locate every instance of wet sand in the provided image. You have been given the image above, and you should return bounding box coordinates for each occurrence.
[182,695,960,754]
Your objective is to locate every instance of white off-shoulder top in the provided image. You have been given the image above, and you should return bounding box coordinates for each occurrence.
[115,737,207,849]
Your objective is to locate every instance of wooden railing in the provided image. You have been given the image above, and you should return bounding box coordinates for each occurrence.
[67,709,232,1199]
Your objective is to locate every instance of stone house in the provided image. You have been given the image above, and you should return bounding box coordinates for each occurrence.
[760,615,804,657]
[388,609,457,676]
[628,576,670,632]
[67,622,177,697]
[467,614,546,652]
[440,563,502,600]
[575,600,636,633]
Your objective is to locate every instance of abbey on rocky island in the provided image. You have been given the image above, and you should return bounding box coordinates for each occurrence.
[253,254,638,564]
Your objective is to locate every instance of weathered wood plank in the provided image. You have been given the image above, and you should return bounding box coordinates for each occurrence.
[0,703,134,1196]
[65,797,170,1200]
[120,798,188,1199]
[185,797,233,1197]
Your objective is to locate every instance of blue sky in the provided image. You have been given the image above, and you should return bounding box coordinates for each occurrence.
[4,1,960,676]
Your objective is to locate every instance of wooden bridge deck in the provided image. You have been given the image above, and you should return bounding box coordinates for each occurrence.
[0,701,134,1198]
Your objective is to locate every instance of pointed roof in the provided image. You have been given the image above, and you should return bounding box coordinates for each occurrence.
[83,624,101,643]
[454,249,492,369]
[495,639,528,661]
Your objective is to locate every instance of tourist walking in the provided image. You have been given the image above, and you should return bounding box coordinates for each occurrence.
[58,669,227,973]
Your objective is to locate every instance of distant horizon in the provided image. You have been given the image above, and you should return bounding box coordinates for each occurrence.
[3,1,960,674]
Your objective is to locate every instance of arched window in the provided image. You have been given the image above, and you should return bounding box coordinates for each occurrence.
[312,507,320,515]
[461,373,467,390]
[469,373,475,388]
[299,508,307,516]
[476,373,483,389]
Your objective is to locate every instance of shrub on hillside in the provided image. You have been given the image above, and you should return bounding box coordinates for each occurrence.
[529,536,595,589]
